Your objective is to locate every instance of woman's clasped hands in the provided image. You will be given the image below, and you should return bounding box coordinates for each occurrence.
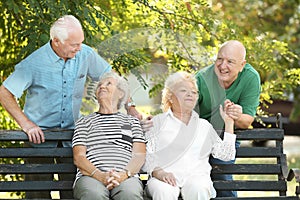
[104,169,128,190]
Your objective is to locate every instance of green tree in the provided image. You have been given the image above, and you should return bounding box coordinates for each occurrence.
[1,0,300,127]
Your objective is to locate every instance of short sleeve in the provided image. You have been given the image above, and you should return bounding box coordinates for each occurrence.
[72,117,89,147]
[3,62,33,98]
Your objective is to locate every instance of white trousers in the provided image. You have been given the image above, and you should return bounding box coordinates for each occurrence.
[145,174,215,200]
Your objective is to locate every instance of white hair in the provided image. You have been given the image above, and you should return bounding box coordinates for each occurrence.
[161,71,198,112]
[97,72,129,110]
[50,15,82,43]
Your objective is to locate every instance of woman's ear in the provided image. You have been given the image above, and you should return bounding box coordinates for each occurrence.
[118,90,125,100]
[169,94,174,104]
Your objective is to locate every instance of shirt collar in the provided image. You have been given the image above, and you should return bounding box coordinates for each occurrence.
[46,41,61,63]
[166,108,199,120]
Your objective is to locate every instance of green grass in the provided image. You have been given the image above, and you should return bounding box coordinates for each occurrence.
[235,155,300,197]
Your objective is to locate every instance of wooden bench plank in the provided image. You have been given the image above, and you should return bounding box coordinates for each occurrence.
[214,180,287,191]
[235,129,284,140]
[212,197,300,200]
[237,147,282,157]
[212,164,281,174]
[0,164,76,174]
[0,148,73,158]
[0,181,73,191]
[0,130,73,141]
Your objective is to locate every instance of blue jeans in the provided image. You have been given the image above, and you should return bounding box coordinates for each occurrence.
[209,141,240,197]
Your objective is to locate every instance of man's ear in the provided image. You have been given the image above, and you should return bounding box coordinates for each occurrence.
[52,38,60,47]
[240,60,246,72]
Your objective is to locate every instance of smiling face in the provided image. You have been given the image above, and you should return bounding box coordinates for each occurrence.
[170,81,198,113]
[214,41,246,89]
[51,26,84,61]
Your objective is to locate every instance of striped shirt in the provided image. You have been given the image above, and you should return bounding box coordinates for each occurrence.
[72,112,145,181]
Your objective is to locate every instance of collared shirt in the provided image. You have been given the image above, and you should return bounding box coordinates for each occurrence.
[3,41,111,130]
[194,63,261,130]
[143,109,236,187]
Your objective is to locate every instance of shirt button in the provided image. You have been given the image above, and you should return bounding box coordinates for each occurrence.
[62,121,64,124]
[64,95,66,97]
[62,108,65,111]
[64,81,66,84]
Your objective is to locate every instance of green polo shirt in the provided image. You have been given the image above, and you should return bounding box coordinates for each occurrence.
[194,63,261,130]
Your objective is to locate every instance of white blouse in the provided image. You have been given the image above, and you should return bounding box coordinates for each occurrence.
[143,109,236,187]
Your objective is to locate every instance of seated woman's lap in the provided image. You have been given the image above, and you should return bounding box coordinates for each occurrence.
[145,174,215,200]
[74,176,144,200]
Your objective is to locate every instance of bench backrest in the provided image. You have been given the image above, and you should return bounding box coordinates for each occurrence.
[213,128,288,196]
[0,130,75,194]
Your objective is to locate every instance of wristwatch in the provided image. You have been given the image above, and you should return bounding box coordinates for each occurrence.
[127,101,136,107]
[125,169,133,178]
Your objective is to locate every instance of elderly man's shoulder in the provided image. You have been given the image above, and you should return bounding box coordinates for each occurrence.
[243,63,260,80]
[77,43,100,56]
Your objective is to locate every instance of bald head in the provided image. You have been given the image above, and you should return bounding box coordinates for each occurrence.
[214,40,247,88]
[219,40,246,61]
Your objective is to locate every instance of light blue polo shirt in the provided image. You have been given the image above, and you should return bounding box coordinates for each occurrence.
[3,41,111,130]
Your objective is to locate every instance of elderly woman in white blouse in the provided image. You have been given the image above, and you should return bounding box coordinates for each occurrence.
[143,71,236,200]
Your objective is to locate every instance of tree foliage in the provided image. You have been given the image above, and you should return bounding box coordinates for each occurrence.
[0,0,300,129]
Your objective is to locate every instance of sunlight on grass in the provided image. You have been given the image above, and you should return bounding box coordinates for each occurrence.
[234,156,300,197]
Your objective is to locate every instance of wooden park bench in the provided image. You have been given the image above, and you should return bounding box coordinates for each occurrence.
[0,128,299,199]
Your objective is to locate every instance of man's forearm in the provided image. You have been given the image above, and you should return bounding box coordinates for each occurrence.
[234,114,254,129]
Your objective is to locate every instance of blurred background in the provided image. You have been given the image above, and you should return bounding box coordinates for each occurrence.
[0,0,299,198]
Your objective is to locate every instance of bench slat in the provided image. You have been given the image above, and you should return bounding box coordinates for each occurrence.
[0,130,73,141]
[212,197,300,200]
[0,148,73,158]
[0,181,73,191]
[212,164,281,174]
[0,129,284,141]
[214,180,287,191]
[237,147,282,157]
[0,147,283,158]
[0,164,76,174]
[235,128,284,140]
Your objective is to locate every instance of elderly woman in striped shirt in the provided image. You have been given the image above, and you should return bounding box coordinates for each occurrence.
[143,71,236,200]
[72,71,146,200]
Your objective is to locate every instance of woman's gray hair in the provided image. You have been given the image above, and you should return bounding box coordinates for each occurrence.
[161,71,198,112]
[96,71,129,110]
[50,15,82,43]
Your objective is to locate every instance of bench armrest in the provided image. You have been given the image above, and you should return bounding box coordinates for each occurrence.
[287,168,300,196]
